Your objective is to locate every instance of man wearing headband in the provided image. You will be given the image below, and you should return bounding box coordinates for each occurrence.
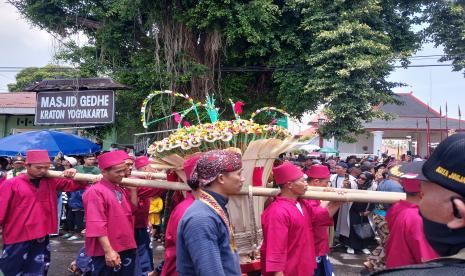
[176,150,243,275]
[261,162,340,276]
[373,133,465,275]
[161,153,202,276]
[384,175,437,268]
[65,154,101,241]
[0,150,82,275]
[82,150,138,274]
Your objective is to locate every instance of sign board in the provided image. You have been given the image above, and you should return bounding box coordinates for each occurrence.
[35,90,115,125]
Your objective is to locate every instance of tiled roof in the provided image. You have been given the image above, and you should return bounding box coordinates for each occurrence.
[378,92,440,117]
[298,127,317,136]
[25,78,129,91]
[364,92,464,130]
[0,92,36,108]
[307,92,465,130]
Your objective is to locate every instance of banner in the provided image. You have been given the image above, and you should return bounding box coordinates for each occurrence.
[35,90,115,125]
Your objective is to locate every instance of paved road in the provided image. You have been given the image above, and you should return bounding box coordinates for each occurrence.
[329,246,370,275]
[43,237,367,275]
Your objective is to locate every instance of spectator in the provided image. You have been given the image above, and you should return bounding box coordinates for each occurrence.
[343,172,376,255]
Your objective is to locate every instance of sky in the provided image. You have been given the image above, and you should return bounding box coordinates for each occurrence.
[1,1,464,119]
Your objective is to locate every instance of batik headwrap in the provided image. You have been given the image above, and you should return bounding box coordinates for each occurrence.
[191,150,242,187]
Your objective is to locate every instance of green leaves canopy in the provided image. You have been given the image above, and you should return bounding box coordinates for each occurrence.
[7,0,458,143]
[7,65,83,92]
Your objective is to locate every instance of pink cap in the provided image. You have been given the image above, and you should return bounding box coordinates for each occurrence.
[272,162,304,185]
[304,164,330,179]
[98,151,127,170]
[135,156,150,170]
[183,153,202,181]
[113,150,131,160]
[401,178,421,193]
[25,150,51,164]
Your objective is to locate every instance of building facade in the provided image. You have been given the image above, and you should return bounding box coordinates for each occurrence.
[300,92,464,158]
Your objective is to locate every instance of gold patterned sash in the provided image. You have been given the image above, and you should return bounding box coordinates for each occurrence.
[199,190,237,252]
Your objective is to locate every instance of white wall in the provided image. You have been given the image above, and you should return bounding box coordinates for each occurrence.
[287,112,313,135]
[337,133,374,155]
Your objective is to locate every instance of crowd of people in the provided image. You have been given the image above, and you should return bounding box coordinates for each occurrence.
[0,133,464,275]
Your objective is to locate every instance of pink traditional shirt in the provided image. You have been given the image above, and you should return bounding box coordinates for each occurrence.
[136,187,166,228]
[303,199,333,256]
[260,196,332,276]
[125,179,165,229]
[0,174,85,244]
[385,200,439,268]
[83,178,137,256]
[161,193,195,276]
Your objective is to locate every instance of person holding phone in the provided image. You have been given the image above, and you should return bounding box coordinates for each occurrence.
[330,162,358,253]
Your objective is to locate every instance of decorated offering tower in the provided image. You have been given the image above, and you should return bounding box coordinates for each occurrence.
[142,90,296,268]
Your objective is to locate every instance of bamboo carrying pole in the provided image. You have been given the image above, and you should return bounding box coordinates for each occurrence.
[47,171,405,203]
[128,171,393,196]
[307,186,388,194]
[129,171,167,180]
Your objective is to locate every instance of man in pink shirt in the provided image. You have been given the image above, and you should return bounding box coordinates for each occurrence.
[83,150,138,275]
[385,163,438,268]
[0,149,81,275]
[161,153,202,276]
[304,164,335,276]
[261,162,338,276]
[133,155,165,275]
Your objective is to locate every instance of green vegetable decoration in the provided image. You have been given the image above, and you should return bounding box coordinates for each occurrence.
[205,95,219,123]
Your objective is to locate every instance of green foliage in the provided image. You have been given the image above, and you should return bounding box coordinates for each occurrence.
[7,64,84,92]
[425,0,465,74]
[8,0,446,143]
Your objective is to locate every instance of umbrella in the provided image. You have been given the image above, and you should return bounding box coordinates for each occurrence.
[307,151,321,157]
[0,130,101,157]
[298,144,320,152]
[318,147,339,154]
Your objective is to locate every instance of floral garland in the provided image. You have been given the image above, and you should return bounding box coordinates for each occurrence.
[249,106,290,123]
[148,119,291,158]
[141,90,195,129]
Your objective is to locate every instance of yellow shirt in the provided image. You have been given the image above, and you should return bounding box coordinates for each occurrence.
[149,197,164,226]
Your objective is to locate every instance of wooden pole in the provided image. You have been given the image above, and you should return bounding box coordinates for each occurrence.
[47,171,405,203]
[440,106,443,142]
[446,101,449,137]
[306,185,398,195]
[130,171,167,180]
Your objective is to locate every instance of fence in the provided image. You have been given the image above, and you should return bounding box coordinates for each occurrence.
[133,129,176,155]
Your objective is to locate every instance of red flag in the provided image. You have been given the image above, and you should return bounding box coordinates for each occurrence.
[173,112,181,124]
[234,101,244,115]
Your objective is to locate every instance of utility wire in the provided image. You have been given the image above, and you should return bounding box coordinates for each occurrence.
[0,53,463,71]
[0,63,458,73]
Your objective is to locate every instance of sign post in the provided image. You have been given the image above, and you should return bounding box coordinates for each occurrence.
[35,90,115,125]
